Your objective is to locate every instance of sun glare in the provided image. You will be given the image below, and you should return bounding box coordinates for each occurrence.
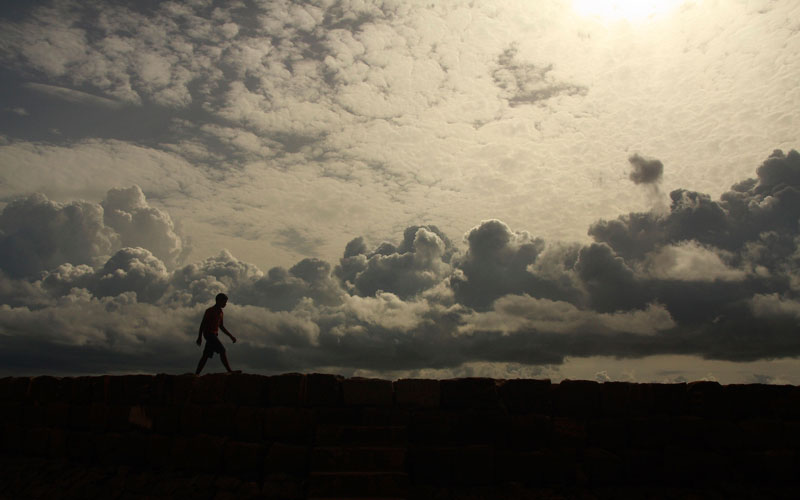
[572,0,686,22]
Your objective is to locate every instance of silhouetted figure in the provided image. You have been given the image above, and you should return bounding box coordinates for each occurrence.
[195,293,238,374]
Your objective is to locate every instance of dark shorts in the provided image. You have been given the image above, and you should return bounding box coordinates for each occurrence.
[203,333,225,358]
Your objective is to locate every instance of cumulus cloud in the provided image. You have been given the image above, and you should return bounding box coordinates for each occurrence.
[451,219,580,310]
[0,187,185,279]
[0,193,119,278]
[101,185,186,267]
[628,153,663,185]
[335,225,454,299]
[2,144,800,377]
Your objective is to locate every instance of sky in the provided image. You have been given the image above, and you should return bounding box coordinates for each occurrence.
[1,0,799,383]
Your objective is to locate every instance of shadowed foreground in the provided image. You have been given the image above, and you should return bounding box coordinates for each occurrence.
[1,373,799,499]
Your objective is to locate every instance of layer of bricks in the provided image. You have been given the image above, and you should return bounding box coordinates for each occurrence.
[1,373,799,496]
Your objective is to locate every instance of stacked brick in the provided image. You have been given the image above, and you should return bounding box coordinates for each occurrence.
[1,374,799,499]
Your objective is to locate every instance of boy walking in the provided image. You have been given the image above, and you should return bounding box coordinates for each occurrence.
[195,293,238,375]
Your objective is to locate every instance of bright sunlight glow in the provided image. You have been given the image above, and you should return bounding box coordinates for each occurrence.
[572,0,687,22]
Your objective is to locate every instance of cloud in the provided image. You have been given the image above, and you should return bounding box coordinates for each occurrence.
[451,219,581,310]
[0,187,186,279]
[101,186,186,267]
[24,83,125,109]
[492,44,587,107]
[628,153,664,185]
[0,193,119,278]
[460,295,675,336]
[644,240,747,282]
[335,225,454,300]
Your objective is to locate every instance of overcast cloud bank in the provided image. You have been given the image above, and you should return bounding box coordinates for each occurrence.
[1,150,799,378]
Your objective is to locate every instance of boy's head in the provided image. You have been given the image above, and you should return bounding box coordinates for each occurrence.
[215,293,229,307]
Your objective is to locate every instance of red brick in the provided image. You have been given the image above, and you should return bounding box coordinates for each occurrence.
[1,423,22,453]
[202,404,237,437]
[663,446,727,483]
[687,380,724,418]
[626,383,655,417]
[6,377,31,401]
[23,426,50,456]
[152,405,181,434]
[21,402,43,427]
[552,417,587,448]
[553,380,600,417]
[179,403,204,435]
[361,406,410,426]
[192,374,228,404]
[494,449,548,483]
[87,403,109,431]
[65,430,96,461]
[395,379,440,409]
[409,410,457,444]
[128,404,154,431]
[668,416,707,449]
[738,418,784,450]
[440,378,501,410]
[539,448,579,483]
[105,376,126,403]
[262,473,304,499]
[600,382,630,417]
[263,407,313,444]
[29,376,62,403]
[233,406,264,442]
[451,410,507,445]
[497,378,551,414]
[224,441,265,479]
[47,428,67,458]
[268,373,306,407]
[146,433,172,468]
[621,448,664,483]
[43,402,70,427]
[582,447,623,484]
[703,418,743,452]
[408,445,455,485]
[171,434,227,472]
[629,416,669,449]
[225,373,267,406]
[107,404,131,432]
[651,383,687,415]
[0,401,21,428]
[113,432,149,465]
[68,404,91,430]
[125,375,158,404]
[588,418,628,450]
[342,377,393,407]
[306,373,342,407]
[506,413,552,450]
[265,443,309,476]
[169,374,196,404]
[450,445,494,486]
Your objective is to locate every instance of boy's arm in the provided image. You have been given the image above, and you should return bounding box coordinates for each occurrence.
[220,322,237,343]
[197,316,206,345]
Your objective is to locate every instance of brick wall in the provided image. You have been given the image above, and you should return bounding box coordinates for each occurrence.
[1,374,799,499]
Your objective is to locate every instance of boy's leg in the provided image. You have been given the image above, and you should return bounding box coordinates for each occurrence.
[195,353,210,375]
[220,352,233,373]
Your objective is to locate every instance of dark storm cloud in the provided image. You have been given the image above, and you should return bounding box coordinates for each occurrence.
[492,44,587,107]
[628,153,663,185]
[451,219,581,310]
[334,225,454,299]
[0,186,185,279]
[0,193,118,278]
[2,150,800,375]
